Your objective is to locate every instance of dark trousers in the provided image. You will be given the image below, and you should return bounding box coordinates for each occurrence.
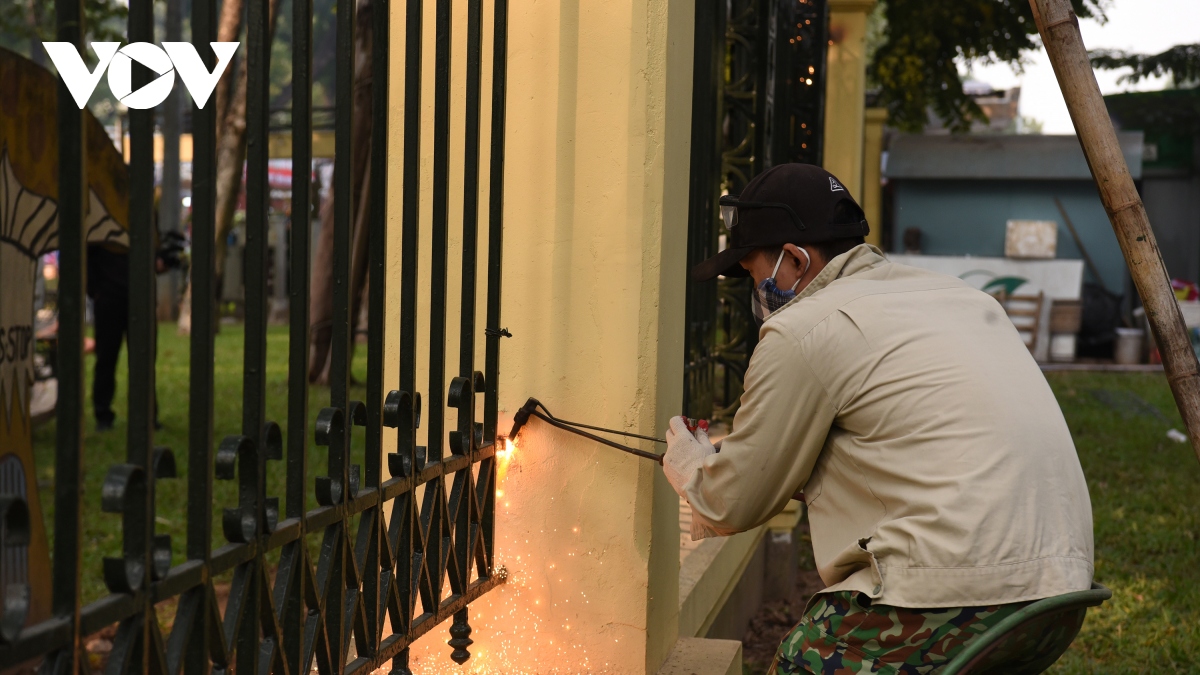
[92,293,128,426]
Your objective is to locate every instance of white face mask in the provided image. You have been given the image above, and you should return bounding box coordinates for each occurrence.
[751,248,810,324]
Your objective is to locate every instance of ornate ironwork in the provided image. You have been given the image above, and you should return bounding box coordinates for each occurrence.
[684,0,828,423]
[0,0,509,672]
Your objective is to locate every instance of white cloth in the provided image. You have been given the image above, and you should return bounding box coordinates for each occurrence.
[663,416,716,498]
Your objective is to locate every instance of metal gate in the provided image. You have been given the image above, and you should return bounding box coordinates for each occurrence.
[0,0,509,672]
[684,0,828,422]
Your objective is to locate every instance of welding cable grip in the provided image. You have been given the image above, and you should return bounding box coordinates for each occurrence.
[507,397,666,464]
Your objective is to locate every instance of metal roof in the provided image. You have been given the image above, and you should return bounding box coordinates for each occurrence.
[884,132,1144,180]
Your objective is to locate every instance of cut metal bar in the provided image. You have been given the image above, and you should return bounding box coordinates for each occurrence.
[288,0,315,521]
[50,1,87,671]
[458,0,483,378]
[187,0,217,563]
[185,0,218,672]
[331,0,357,415]
[399,0,424,398]
[324,0,357,670]
[483,0,509,443]
[126,7,157,652]
[122,2,156,670]
[366,0,391,489]
[451,3,485,648]
[243,0,271,450]
[363,0,391,654]
[428,0,453,463]
[238,1,272,671]
[1031,0,1200,460]
[126,0,155,471]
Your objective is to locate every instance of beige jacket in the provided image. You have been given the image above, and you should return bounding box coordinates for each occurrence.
[683,244,1093,608]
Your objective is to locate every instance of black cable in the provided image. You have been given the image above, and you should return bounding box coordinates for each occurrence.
[531,400,666,444]
[507,397,665,463]
[530,411,664,464]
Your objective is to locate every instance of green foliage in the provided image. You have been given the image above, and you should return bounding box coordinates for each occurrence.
[870,0,1106,132]
[0,0,128,46]
[1091,43,1200,87]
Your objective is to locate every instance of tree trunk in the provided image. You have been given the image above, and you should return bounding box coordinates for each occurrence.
[213,0,284,286]
[214,0,245,133]
[179,0,247,334]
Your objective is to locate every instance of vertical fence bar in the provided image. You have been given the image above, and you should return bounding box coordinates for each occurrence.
[457,0,483,379]
[289,0,315,524]
[185,0,218,672]
[127,0,155,475]
[399,0,423,425]
[326,0,357,668]
[428,0,453,463]
[683,0,720,420]
[395,2,424,668]
[243,0,271,452]
[49,1,86,672]
[363,0,391,656]
[483,0,508,443]
[367,0,390,494]
[125,4,156,669]
[451,0,484,621]
[187,0,217,567]
[331,0,356,415]
[481,0,509,588]
[235,0,271,672]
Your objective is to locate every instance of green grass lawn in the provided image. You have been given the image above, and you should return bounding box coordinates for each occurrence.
[28,334,1200,672]
[30,323,369,605]
[1044,372,1200,673]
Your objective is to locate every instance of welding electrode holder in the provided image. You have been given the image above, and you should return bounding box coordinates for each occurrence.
[507,397,666,463]
[508,398,808,503]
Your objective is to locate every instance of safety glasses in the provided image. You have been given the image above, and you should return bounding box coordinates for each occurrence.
[719,194,807,232]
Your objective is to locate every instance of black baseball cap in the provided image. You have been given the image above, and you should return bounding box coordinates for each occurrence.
[690,163,870,282]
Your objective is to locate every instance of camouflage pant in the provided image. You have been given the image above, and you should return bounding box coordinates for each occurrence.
[771,592,1031,674]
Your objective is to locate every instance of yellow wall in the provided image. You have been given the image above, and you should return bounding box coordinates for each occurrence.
[822,0,876,244]
[386,0,694,671]
[862,107,887,246]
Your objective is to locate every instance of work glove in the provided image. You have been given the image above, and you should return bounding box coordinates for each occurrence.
[663,416,717,498]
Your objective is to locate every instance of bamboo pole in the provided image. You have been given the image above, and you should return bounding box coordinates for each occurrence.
[1031,0,1200,461]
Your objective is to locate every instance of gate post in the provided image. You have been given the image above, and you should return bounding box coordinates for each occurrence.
[402,0,694,671]
[822,0,877,244]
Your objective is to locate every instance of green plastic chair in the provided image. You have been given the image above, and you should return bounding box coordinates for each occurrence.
[941,583,1111,675]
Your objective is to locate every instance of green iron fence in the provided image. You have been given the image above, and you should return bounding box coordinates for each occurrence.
[0,0,510,672]
[684,0,828,423]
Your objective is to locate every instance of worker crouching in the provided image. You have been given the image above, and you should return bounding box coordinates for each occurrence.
[665,163,1093,673]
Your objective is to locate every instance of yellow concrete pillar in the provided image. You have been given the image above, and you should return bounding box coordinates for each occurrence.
[397,0,695,671]
[862,107,888,248]
[822,0,875,226]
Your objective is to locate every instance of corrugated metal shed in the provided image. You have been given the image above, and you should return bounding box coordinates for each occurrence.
[885,132,1145,180]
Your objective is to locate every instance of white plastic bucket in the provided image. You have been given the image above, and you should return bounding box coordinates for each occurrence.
[1114,327,1145,365]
